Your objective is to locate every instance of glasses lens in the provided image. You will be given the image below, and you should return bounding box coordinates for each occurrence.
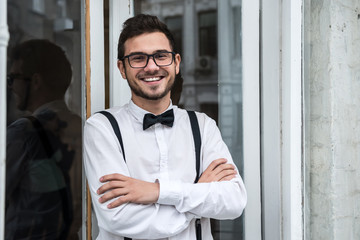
[153,52,173,66]
[129,54,148,68]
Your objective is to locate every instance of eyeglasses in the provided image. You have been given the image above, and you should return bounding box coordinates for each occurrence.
[7,73,30,87]
[121,51,175,68]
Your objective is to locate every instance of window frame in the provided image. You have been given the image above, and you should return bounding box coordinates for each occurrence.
[107,1,264,239]
[88,0,264,239]
[0,0,9,238]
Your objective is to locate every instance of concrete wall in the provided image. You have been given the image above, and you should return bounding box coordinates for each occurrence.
[305,0,360,239]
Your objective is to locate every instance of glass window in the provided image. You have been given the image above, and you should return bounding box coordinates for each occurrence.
[135,0,243,239]
[6,0,83,239]
[199,11,217,57]
[165,16,183,55]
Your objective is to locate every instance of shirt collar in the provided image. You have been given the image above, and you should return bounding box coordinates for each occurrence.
[127,100,175,123]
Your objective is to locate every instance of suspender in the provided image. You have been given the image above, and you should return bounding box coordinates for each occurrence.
[98,110,202,240]
[187,111,202,240]
[98,111,126,162]
[187,111,201,184]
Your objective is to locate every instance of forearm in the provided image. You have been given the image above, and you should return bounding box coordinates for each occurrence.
[157,176,247,219]
[89,183,194,239]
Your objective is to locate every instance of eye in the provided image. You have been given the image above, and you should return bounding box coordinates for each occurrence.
[154,52,169,60]
[130,54,146,62]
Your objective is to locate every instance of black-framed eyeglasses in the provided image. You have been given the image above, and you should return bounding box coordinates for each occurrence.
[121,51,175,68]
[7,73,30,87]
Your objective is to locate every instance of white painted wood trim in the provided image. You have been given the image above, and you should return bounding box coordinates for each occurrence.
[0,0,9,238]
[242,1,262,240]
[89,0,105,114]
[261,0,282,239]
[80,0,87,238]
[109,0,133,108]
[281,0,303,239]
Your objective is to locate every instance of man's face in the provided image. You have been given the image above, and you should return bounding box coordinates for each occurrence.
[118,32,181,103]
[8,60,31,111]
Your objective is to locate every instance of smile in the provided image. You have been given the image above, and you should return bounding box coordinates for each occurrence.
[144,77,161,82]
[140,76,164,82]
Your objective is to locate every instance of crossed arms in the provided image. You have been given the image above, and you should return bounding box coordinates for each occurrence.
[98,158,237,208]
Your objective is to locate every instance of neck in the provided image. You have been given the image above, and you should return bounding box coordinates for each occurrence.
[132,95,171,115]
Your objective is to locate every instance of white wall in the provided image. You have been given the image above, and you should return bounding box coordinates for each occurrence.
[304,0,360,239]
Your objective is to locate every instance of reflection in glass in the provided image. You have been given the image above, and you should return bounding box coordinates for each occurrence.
[135,0,243,239]
[6,1,82,239]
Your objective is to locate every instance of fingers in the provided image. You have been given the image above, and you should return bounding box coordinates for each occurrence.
[207,158,227,171]
[99,173,127,183]
[198,158,238,183]
[107,196,130,208]
[219,175,236,181]
[218,169,237,181]
[97,174,127,195]
[212,163,235,176]
[99,188,128,202]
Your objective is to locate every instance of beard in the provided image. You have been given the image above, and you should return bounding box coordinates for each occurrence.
[125,69,176,101]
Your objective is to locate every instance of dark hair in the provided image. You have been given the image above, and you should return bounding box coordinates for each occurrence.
[117,14,176,60]
[11,39,72,94]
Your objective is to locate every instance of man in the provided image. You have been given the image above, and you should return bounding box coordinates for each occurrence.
[84,14,247,240]
[6,39,82,239]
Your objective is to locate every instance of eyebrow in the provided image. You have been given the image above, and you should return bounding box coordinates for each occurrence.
[127,49,171,55]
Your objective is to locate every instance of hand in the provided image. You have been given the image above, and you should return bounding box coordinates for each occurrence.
[198,158,237,183]
[97,173,159,209]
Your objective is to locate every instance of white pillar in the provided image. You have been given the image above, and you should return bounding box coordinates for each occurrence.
[109,0,133,108]
[89,0,105,114]
[281,0,303,239]
[242,0,262,239]
[0,0,9,239]
[261,0,282,238]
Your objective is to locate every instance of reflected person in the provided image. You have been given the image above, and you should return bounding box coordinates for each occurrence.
[6,39,82,239]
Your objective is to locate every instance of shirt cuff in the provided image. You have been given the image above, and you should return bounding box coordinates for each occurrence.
[157,179,183,206]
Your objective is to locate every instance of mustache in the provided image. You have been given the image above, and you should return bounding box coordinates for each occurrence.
[136,69,168,79]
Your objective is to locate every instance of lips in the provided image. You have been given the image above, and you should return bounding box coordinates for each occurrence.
[142,76,162,82]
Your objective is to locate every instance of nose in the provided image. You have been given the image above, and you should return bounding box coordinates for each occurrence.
[144,56,160,71]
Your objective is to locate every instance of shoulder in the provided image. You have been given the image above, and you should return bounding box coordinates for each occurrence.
[7,117,33,133]
[86,105,125,125]
[6,117,36,143]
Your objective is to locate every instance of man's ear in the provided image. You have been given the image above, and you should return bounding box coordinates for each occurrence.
[174,54,181,75]
[117,60,127,79]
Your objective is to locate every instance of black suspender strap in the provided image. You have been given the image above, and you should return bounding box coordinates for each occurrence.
[98,111,126,162]
[99,110,202,240]
[97,111,130,240]
[187,111,202,240]
[187,111,201,183]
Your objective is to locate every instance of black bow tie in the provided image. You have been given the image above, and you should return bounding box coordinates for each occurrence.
[143,109,174,130]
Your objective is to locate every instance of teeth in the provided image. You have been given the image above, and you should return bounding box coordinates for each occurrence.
[143,77,161,82]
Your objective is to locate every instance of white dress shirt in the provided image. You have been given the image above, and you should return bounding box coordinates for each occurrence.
[84,101,247,240]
